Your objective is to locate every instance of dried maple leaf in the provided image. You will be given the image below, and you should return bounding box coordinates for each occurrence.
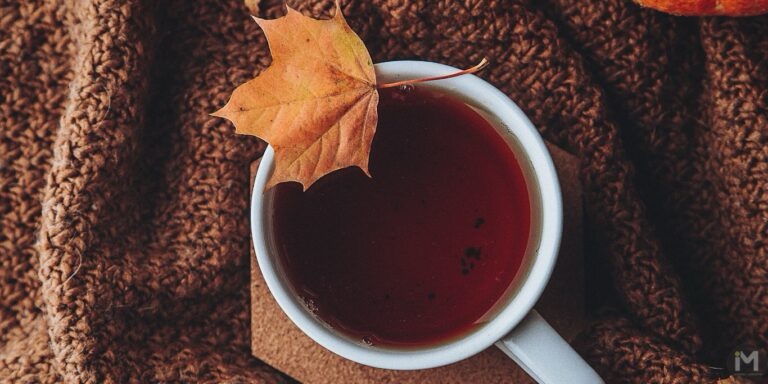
[244,0,260,15]
[213,3,377,189]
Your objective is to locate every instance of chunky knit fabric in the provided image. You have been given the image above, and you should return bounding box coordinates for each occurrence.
[1,0,766,382]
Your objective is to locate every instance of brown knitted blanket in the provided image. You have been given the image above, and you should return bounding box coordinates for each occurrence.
[1,0,766,382]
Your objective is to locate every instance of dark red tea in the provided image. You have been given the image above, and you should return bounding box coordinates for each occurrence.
[271,87,531,347]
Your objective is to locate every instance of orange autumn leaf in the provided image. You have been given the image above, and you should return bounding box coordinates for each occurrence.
[213,3,377,189]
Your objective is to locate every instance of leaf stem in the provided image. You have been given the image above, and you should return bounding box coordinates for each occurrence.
[377,58,490,89]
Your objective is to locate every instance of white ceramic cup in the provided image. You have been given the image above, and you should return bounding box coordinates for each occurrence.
[251,61,603,384]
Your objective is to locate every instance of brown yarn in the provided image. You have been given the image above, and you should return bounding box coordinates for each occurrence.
[0,0,766,383]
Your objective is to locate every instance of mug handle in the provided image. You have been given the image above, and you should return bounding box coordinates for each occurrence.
[495,310,604,384]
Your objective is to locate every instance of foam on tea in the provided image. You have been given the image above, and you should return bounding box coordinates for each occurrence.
[270,87,531,347]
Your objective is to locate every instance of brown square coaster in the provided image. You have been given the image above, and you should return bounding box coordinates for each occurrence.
[250,143,584,384]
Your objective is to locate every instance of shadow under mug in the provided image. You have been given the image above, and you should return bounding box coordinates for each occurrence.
[251,61,603,384]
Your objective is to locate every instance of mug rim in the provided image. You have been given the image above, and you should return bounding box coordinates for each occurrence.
[251,60,563,370]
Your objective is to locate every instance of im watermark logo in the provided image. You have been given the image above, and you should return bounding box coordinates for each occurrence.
[726,347,767,377]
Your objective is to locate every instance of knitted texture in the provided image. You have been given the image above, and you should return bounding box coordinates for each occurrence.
[0,0,766,383]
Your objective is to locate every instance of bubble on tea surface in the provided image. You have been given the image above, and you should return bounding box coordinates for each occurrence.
[361,335,373,346]
[388,83,415,103]
[300,295,319,314]
[397,83,414,95]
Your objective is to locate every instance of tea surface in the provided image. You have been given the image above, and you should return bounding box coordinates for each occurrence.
[272,87,531,346]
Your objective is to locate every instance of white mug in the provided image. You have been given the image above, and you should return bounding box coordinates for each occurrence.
[251,61,603,384]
